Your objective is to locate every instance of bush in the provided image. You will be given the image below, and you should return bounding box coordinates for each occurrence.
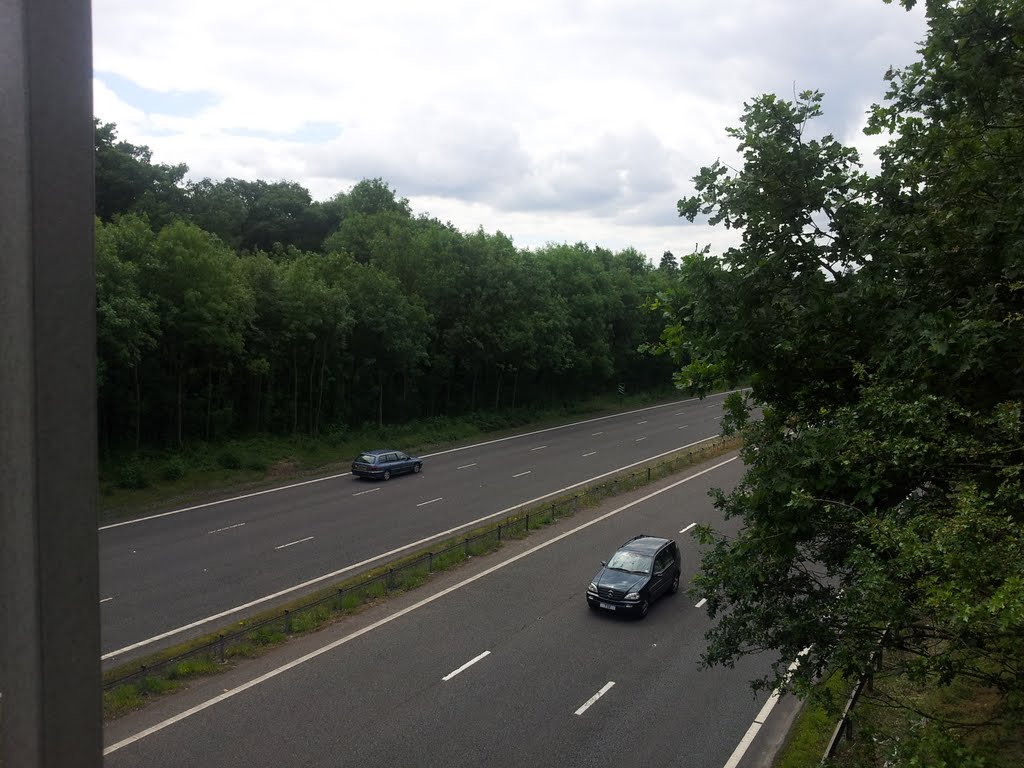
[217,450,242,470]
[115,459,148,489]
[161,455,187,481]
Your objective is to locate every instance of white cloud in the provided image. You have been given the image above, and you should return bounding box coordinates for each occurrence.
[92,0,927,259]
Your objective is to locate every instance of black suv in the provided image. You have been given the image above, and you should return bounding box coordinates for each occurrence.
[586,535,681,618]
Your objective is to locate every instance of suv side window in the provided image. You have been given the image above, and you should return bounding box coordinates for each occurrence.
[654,549,671,574]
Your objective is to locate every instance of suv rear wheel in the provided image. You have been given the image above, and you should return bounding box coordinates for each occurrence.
[669,572,680,594]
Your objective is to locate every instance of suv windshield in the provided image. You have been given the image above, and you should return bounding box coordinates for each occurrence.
[606,550,652,574]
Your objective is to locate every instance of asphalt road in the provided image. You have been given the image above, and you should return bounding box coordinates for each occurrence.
[104,453,782,768]
[100,393,734,662]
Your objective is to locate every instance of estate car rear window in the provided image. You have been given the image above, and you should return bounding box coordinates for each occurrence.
[356,453,378,464]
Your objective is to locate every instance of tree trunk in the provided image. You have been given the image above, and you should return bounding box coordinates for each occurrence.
[315,344,327,437]
[133,365,142,451]
[308,343,317,436]
[205,362,213,440]
[471,369,478,411]
[494,367,502,410]
[253,372,263,431]
[292,347,299,434]
[377,370,384,428]
[176,366,184,448]
[511,368,519,410]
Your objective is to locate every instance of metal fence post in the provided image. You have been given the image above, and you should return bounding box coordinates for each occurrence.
[464,538,469,556]
[647,467,651,482]
[497,523,502,542]
[284,610,291,634]
[218,634,225,663]
[428,552,433,572]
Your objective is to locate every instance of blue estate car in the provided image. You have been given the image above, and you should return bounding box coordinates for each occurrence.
[351,449,423,480]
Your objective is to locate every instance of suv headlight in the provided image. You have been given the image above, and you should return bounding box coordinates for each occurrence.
[625,591,640,601]
[588,582,598,594]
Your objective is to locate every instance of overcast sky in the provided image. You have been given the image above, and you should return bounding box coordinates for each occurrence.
[93,0,927,260]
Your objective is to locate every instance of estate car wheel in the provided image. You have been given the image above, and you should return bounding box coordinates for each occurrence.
[382,469,392,481]
[669,573,680,594]
[414,463,422,473]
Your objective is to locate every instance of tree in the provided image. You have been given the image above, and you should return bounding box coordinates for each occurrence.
[658,250,678,272]
[95,120,188,226]
[95,215,160,449]
[142,221,255,445]
[655,0,1024,745]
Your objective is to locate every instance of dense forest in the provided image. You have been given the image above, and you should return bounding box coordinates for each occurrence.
[94,124,680,451]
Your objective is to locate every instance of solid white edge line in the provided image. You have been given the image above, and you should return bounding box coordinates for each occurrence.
[99,473,353,530]
[679,523,697,533]
[721,647,809,768]
[575,681,615,716]
[416,498,443,507]
[694,598,708,608]
[103,456,739,755]
[274,536,314,551]
[98,390,746,532]
[441,650,491,681]
[101,435,725,661]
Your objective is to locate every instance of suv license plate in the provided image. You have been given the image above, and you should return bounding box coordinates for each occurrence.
[599,602,616,611]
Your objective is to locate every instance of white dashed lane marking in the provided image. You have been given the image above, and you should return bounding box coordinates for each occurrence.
[208,522,246,534]
[575,682,615,715]
[274,536,314,550]
[442,650,491,681]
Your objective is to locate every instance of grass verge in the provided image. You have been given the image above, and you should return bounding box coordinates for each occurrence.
[102,434,741,721]
[773,652,1024,768]
[771,672,853,768]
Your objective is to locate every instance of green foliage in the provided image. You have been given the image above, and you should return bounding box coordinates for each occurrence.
[657,0,1024,758]
[160,456,186,481]
[95,120,188,227]
[94,133,678,451]
[115,458,148,490]
[216,451,242,470]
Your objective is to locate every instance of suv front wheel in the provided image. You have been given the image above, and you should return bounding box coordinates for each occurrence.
[669,572,680,594]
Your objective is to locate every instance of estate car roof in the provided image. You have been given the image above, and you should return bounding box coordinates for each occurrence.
[619,535,672,555]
